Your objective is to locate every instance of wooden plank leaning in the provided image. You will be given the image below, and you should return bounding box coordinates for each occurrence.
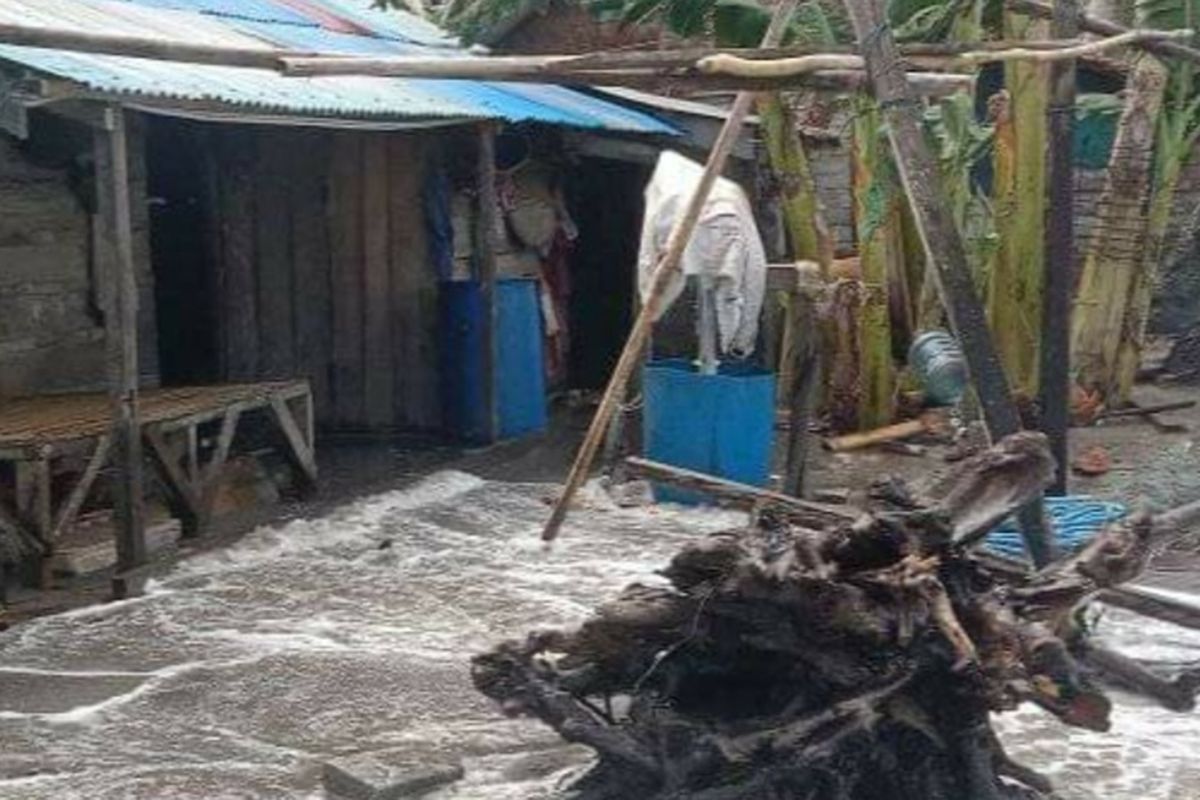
[540,0,803,542]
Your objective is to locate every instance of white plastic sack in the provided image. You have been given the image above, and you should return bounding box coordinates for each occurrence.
[637,150,767,357]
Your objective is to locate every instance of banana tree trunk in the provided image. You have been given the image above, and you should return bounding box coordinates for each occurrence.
[1071,56,1168,400]
[757,93,834,407]
[987,12,1049,397]
[852,102,896,430]
[757,94,833,271]
[1115,146,1186,398]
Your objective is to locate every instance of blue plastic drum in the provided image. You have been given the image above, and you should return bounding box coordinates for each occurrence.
[643,359,776,504]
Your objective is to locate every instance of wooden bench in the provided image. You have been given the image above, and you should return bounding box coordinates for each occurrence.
[0,380,316,558]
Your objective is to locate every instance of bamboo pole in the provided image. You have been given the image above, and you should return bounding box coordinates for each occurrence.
[0,22,292,68]
[540,0,801,543]
[696,30,1188,76]
[1009,0,1200,66]
[0,21,1191,80]
[955,28,1192,64]
[279,54,973,93]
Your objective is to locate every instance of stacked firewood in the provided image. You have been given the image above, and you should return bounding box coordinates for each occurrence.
[473,433,1199,799]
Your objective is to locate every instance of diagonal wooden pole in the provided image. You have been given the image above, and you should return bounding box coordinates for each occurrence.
[541,0,801,542]
[840,0,1056,566]
[1040,0,1080,496]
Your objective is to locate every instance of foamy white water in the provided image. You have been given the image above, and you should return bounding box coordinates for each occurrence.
[0,473,743,799]
[994,606,1200,800]
[0,472,1196,799]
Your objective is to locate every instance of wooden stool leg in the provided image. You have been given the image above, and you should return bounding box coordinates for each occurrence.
[34,456,53,589]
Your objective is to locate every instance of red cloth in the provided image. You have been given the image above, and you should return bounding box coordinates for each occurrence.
[541,230,573,387]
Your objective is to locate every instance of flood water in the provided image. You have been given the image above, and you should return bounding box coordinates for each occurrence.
[0,472,1196,799]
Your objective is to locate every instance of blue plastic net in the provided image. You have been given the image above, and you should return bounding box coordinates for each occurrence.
[985,496,1127,559]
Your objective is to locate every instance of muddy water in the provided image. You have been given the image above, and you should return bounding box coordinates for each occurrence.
[0,472,1196,799]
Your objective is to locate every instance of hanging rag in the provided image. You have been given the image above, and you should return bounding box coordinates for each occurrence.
[637,150,767,357]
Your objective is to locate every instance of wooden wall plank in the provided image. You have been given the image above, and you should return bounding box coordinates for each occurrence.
[0,335,107,396]
[254,129,296,379]
[288,128,334,425]
[387,133,440,430]
[362,134,394,429]
[328,132,365,427]
[0,124,106,397]
[215,128,258,381]
[0,243,87,287]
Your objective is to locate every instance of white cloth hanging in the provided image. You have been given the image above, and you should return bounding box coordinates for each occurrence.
[637,150,768,357]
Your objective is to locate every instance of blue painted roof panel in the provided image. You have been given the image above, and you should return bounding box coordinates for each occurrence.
[0,43,485,118]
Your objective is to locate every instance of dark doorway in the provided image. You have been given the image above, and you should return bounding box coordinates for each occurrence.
[565,156,649,390]
[146,118,219,385]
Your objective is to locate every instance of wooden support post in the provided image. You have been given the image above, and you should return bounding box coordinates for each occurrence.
[202,406,241,492]
[270,395,318,493]
[697,276,719,376]
[541,0,801,542]
[0,496,43,556]
[50,435,113,542]
[13,463,33,525]
[33,454,52,545]
[186,424,199,484]
[303,389,316,457]
[144,428,202,536]
[782,263,823,497]
[474,124,500,442]
[1039,0,1078,495]
[96,105,146,572]
[841,0,1056,566]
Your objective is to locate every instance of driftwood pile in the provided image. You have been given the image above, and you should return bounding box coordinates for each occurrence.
[473,432,1199,799]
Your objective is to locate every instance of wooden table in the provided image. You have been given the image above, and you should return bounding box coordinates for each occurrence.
[0,380,316,558]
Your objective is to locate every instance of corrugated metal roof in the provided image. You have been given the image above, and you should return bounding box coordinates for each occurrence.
[0,0,677,134]
[0,0,276,49]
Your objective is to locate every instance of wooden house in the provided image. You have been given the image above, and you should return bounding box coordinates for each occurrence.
[0,0,675,582]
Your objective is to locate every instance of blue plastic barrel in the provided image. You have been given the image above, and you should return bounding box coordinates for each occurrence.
[440,278,547,442]
[643,359,776,504]
[440,280,487,441]
[496,278,548,438]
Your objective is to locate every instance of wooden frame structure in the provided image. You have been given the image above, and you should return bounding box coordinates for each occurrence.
[0,381,316,573]
[0,99,322,590]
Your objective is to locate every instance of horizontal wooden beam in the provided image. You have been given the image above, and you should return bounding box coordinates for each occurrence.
[278,54,974,95]
[0,22,298,69]
[1009,0,1200,67]
[623,456,860,528]
[0,22,965,95]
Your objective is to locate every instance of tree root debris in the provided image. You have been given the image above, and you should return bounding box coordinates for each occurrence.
[472,432,1197,799]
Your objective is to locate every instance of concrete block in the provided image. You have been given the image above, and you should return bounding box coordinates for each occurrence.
[322,756,464,800]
